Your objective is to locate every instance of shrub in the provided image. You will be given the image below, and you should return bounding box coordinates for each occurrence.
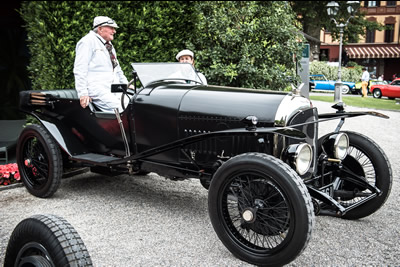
[310,61,362,83]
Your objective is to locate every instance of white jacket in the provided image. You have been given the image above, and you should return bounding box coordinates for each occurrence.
[197,72,208,85]
[73,31,128,112]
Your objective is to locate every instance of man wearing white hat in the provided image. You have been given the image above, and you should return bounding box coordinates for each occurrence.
[176,49,208,85]
[74,16,129,112]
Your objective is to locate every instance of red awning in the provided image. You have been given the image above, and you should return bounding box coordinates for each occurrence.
[346,46,400,59]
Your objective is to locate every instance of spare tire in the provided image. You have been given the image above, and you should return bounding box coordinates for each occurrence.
[4,214,92,267]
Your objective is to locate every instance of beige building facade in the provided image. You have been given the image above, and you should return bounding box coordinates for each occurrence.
[320,1,400,80]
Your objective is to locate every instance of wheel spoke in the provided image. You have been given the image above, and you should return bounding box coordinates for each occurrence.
[223,173,291,250]
[21,136,50,186]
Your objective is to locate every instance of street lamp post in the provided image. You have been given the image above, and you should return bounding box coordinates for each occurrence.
[326,1,359,104]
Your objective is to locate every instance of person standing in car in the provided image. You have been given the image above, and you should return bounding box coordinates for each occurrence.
[361,67,370,98]
[74,16,129,112]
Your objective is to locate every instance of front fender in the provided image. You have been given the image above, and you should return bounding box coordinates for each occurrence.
[318,111,389,120]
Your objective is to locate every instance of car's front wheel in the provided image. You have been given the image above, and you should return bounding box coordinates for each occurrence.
[372,89,382,98]
[208,153,314,266]
[340,131,392,219]
[16,124,63,198]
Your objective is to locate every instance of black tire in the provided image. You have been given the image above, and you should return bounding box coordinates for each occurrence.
[16,124,63,198]
[4,214,92,266]
[200,177,211,190]
[208,153,314,266]
[341,85,350,94]
[340,131,392,219]
[372,88,382,98]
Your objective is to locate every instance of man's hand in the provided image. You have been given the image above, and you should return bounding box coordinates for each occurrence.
[80,96,92,108]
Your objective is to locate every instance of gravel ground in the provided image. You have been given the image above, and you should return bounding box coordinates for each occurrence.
[0,100,399,266]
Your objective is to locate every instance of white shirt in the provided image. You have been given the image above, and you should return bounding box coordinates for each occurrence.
[361,71,370,82]
[197,72,208,85]
[73,31,128,112]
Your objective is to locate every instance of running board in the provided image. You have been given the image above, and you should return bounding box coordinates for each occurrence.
[70,153,119,166]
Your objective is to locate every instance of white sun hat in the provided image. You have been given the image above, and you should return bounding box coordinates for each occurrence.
[176,49,194,61]
[93,16,119,29]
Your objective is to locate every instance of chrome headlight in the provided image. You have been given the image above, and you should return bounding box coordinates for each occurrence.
[334,133,349,160]
[283,143,312,175]
[322,132,349,160]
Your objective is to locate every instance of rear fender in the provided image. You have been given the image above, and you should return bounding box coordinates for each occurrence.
[30,114,90,157]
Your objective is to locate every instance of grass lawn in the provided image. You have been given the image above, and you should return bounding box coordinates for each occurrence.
[309,95,400,111]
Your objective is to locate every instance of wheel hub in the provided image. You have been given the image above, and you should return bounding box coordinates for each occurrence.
[241,199,265,223]
[242,209,255,223]
[24,158,32,166]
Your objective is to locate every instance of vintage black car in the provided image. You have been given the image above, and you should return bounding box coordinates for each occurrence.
[17,63,392,266]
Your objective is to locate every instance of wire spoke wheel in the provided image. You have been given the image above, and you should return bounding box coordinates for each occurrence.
[338,145,376,206]
[208,153,314,266]
[22,136,50,188]
[338,131,392,219]
[17,125,63,198]
[226,174,291,250]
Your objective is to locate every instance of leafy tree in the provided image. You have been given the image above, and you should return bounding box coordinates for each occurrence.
[190,1,304,89]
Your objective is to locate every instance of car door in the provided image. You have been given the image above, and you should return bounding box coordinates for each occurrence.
[386,80,400,98]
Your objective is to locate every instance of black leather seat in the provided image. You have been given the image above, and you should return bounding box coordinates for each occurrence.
[39,89,79,99]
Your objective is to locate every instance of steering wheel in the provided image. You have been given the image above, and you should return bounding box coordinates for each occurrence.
[121,79,136,111]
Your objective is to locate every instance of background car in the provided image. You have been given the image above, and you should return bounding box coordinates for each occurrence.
[370,78,400,99]
[309,74,356,94]
[354,79,388,95]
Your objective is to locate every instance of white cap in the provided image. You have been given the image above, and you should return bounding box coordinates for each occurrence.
[93,16,119,29]
[176,49,194,61]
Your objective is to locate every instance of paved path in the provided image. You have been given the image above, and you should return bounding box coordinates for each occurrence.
[0,100,399,266]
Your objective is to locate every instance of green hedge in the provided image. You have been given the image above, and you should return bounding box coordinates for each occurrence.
[20,1,304,90]
[310,61,363,83]
[20,1,196,90]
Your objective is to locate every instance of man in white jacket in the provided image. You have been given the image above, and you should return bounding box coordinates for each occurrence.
[74,16,129,112]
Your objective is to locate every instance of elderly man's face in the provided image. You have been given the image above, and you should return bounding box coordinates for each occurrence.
[98,26,116,42]
[179,55,194,65]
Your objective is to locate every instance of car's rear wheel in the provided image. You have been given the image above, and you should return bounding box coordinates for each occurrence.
[372,89,382,98]
[208,153,314,266]
[4,214,92,266]
[341,85,350,94]
[17,124,63,198]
